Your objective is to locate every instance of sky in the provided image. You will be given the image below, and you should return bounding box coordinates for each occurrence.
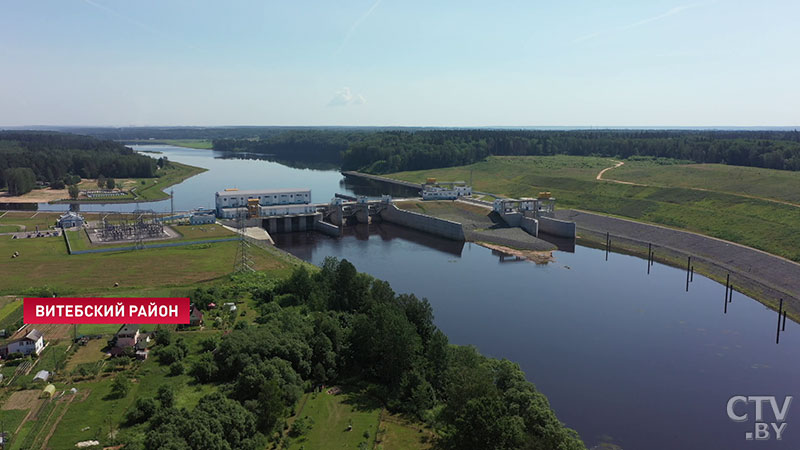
[1,0,798,127]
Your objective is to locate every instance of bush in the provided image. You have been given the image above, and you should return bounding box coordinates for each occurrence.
[169,361,184,376]
[155,329,172,346]
[289,416,314,437]
[126,397,157,424]
[110,373,130,399]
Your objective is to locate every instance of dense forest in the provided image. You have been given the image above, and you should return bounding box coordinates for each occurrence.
[212,130,371,164]
[125,259,584,450]
[200,128,800,174]
[341,129,800,173]
[0,131,157,195]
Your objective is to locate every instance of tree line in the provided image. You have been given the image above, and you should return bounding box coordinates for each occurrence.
[123,259,584,450]
[0,131,157,195]
[212,129,370,164]
[203,128,800,174]
[341,129,800,173]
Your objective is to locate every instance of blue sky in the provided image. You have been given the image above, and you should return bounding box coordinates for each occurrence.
[1,0,798,127]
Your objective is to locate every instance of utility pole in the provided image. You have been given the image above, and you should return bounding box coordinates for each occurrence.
[233,211,253,273]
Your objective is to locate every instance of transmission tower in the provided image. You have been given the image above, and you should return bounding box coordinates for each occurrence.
[233,211,253,273]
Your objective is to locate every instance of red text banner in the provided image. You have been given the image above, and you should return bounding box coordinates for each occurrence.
[24,297,190,324]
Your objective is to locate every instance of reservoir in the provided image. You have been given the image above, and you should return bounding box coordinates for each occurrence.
[49,145,800,449]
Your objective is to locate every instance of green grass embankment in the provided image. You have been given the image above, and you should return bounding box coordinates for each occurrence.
[389,156,800,262]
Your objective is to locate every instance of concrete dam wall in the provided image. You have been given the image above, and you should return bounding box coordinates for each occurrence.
[520,216,539,237]
[380,204,465,241]
[538,216,576,238]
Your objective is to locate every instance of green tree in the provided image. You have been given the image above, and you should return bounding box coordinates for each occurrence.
[106,178,116,189]
[126,397,157,425]
[157,384,175,408]
[4,168,36,196]
[68,184,80,199]
[96,174,106,188]
[110,373,131,399]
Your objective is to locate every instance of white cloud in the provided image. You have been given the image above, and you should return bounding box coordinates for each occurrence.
[328,87,366,107]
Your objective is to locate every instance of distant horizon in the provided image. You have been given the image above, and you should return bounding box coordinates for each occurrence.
[3,125,799,132]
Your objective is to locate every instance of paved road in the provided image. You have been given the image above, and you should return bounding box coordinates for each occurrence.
[555,209,800,307]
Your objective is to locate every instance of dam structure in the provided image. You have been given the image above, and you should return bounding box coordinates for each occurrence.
[213,185,575,244]
[493,193,576,239]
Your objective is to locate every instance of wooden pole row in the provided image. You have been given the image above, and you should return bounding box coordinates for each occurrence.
[777,298,783,344]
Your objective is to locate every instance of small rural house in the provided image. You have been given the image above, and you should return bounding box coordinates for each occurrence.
[115,324,141,348]
[189,305,204,327]
[1,328,44,357]
[57,211,85,228]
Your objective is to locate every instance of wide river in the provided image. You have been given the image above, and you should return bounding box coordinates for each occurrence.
[45,145,800,449]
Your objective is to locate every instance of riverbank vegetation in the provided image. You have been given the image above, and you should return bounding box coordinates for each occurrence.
[389,155,800,262]
[0,241,584,450]
[0,132,158,195]
[121,261,583,449]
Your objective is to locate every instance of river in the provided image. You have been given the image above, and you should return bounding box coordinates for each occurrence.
[49,145,800,449]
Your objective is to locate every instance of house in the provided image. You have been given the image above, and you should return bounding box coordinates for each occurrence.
[134,339,149,360]
[57,211,85,228]
[1,328,44,357]
[115,324,140,348]
[189,305,204,327]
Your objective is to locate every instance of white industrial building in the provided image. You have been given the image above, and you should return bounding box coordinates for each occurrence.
[421,182,472,200]
[215,188,313,218]
[57,211,85,228]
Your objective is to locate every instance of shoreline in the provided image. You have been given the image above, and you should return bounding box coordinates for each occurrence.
[559,209,800,322]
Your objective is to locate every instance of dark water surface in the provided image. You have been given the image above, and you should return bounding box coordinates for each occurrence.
[275,225,800,450]
[40,146,798,449]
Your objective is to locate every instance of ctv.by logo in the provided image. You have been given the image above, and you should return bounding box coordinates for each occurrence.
[727,396,792,440]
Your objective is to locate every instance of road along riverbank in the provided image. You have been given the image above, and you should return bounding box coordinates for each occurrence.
[556,209,800,320]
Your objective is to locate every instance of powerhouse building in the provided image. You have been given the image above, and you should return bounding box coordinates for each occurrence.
[215,188,315,218]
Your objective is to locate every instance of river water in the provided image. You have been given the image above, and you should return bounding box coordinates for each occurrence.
[46,146,800,449]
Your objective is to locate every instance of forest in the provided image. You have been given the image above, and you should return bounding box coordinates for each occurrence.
[126,259,584,450]
[340,129,800,173]
[212,129,371,164]
[0,131,157,195]
[202,128,800,174]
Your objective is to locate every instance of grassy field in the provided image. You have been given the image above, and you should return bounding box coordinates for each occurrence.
[610,161,800,205]
[171,223,233,240]
[285,389,381,450]
[378,413,434,450]
[0,224,20,233]
[0,230,293,295]
[389,156,800,262]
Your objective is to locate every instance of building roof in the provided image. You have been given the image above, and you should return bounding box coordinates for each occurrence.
[116,324,139,335]
[59,211,83,219]
[25,329,43,341]
[190,307,203,321]
[216,188,310,196]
